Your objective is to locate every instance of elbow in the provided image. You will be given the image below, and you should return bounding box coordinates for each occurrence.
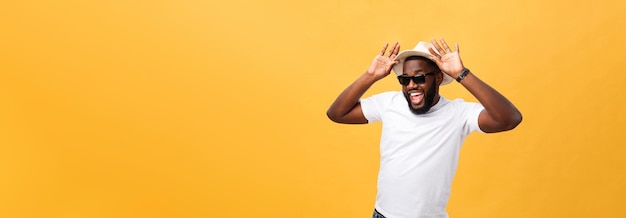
[483,112,522,133]
[326,110,341,123]
[503,112,523,131]
[327,109,359,124]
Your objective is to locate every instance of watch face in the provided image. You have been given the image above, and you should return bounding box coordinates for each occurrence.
[457,68,469,82]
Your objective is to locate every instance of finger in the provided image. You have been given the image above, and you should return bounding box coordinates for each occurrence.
[380,43,389,56]
[440,38,452,53]
[455,43,460,53]
[390,42,400,58]
[387,42,398,57]
[431,38,445,54]
[428,47,441,60]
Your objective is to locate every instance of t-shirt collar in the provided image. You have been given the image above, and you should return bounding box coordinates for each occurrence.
[428,96,448,112]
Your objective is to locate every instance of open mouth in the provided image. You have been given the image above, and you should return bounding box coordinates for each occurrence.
[409,91,424,105]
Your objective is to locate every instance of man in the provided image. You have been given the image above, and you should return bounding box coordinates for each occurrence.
[326,38,522,218]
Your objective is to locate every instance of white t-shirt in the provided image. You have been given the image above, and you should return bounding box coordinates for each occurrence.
[360,91,484,218]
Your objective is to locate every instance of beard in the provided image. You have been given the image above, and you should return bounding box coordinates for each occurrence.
[404,79,438,115]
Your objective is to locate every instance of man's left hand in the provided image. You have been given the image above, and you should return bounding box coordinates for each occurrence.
[429,38,465,78]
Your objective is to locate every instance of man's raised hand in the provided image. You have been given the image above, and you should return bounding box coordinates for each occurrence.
[367,42,400,80]
[429,38,465,78]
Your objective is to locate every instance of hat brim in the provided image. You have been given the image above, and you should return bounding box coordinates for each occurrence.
[392,51,454,85]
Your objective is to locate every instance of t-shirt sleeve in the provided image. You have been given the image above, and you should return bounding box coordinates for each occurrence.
[463,102,485,134]
[360,92,394,123]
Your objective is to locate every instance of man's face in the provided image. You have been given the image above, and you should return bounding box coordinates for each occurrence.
[401,59,442,115]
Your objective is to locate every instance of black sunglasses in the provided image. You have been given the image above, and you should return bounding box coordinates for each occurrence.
[397,72,436,85]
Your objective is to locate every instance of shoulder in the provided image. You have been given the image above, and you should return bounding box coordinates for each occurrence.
[360,91,403,123]
[445,97,485,120]
[447,97,481,108]
[435,97,484,117]
[368,91,401,99]
[360,91,404,114]
[361,91,402,103]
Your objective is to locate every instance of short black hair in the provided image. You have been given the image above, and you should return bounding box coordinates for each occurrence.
[404,56,440,72]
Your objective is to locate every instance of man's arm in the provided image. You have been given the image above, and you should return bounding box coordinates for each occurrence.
[326,42,400,124]
[458,71,522,133]
[326,73,378,124]
[429,38,522,133]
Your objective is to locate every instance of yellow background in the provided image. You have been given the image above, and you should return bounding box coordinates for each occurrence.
[1,0,625,217]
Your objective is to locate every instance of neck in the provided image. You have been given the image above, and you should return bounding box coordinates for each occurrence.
[431,94,441,106]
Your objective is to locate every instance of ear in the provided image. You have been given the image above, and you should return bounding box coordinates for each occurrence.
[436,72,444,85]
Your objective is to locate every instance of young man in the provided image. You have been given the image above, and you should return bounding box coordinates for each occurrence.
[326,39,522,218]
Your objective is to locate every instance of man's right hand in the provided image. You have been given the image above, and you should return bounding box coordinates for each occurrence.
[366,42,400,80]
[327,42,401,124]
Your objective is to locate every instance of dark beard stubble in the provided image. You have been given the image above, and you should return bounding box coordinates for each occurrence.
[404,78,438,115]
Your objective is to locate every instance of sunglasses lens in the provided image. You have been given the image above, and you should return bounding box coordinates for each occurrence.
[398,75,426,85]
[413,76,425,84]
[398,77,410,85]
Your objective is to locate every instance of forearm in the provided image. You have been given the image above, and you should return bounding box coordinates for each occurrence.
[459,70,522,130]
[326,72,378,123]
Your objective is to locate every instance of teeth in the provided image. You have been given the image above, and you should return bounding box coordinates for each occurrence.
[410,93,421,96]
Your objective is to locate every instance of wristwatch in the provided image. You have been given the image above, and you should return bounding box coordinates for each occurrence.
[456,68,470,83]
